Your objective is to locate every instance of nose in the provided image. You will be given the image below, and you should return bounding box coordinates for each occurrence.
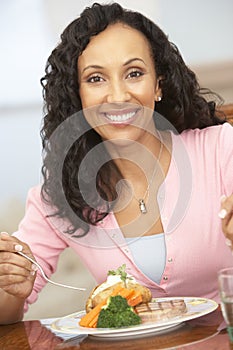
[106,80,131,103]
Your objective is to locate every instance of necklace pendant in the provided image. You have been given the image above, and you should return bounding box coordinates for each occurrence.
[139,199,147,214]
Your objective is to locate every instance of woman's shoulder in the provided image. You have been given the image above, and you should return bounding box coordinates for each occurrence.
[24,184,47,213]
[177,123,233,146]
[26,184,42,201]
[169,123,233,163]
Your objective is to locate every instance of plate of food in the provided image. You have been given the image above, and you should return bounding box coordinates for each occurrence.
[51,265,218,338]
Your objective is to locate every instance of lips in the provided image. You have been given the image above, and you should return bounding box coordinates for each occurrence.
[102,108,140,125]
[105,111,136,122]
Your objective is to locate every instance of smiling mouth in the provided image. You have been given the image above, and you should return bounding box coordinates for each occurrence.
[104,111,137,123]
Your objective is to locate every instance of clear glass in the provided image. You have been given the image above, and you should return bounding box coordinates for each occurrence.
[218,267,233,342]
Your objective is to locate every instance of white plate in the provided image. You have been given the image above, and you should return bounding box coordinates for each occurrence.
[51,297,218,338]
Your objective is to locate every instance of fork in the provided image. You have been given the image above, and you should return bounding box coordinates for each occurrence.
[17,251,86,291]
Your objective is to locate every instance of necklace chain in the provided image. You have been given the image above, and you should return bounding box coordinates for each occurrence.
[134,132,163,214]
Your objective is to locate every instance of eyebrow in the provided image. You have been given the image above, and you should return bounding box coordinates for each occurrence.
[81,58,146,74]
[123,58,146,66]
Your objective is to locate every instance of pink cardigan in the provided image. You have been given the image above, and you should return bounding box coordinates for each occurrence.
[14,123,233,311]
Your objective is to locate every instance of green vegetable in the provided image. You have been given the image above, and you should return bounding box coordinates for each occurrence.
[108,264,132,287]
[97,295,141,328]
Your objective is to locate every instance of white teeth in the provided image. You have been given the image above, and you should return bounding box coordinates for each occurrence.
[106,111,136,122]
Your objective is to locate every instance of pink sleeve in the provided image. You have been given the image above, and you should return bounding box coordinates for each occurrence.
[218,123,233,196]
[13,185,68,312]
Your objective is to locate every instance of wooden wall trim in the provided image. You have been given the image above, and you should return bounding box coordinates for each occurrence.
[192,60,233,89]
[219,104,233,125]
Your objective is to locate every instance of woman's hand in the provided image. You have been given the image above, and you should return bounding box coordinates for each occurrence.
[219,194,233,246]
[0,232,37,299]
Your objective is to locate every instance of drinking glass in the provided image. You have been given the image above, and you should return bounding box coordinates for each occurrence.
[218,267,233,342]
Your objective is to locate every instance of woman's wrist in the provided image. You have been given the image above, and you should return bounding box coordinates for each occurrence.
[0,290,25,324]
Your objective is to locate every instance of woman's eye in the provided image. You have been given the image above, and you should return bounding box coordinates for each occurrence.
[127,70,144,79]
[87,75,104,83]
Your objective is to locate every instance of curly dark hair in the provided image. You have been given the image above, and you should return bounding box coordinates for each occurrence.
[40,2,224,236]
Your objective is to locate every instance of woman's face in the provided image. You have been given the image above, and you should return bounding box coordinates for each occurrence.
[78,22,161,145]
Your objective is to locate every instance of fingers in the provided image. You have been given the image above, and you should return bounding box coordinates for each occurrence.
[0,232,36,271]
[0,232,33,256]
[0,232,37,298]
[219,194,233,243]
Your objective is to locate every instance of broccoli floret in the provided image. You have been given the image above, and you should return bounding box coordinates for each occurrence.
[105,295,129,313]
[97,295,141,328]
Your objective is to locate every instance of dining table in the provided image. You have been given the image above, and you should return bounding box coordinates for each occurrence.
[0,306,232,350]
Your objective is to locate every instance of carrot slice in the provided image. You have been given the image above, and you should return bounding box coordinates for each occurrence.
[118,288,135,300]
[127,291,143,306]
[111,284,125,296]
[79,299,106,327]
[88,313,99,328]
[117,288,142,306]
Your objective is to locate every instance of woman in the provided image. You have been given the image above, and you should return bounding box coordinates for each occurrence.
[0,2,233,324]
